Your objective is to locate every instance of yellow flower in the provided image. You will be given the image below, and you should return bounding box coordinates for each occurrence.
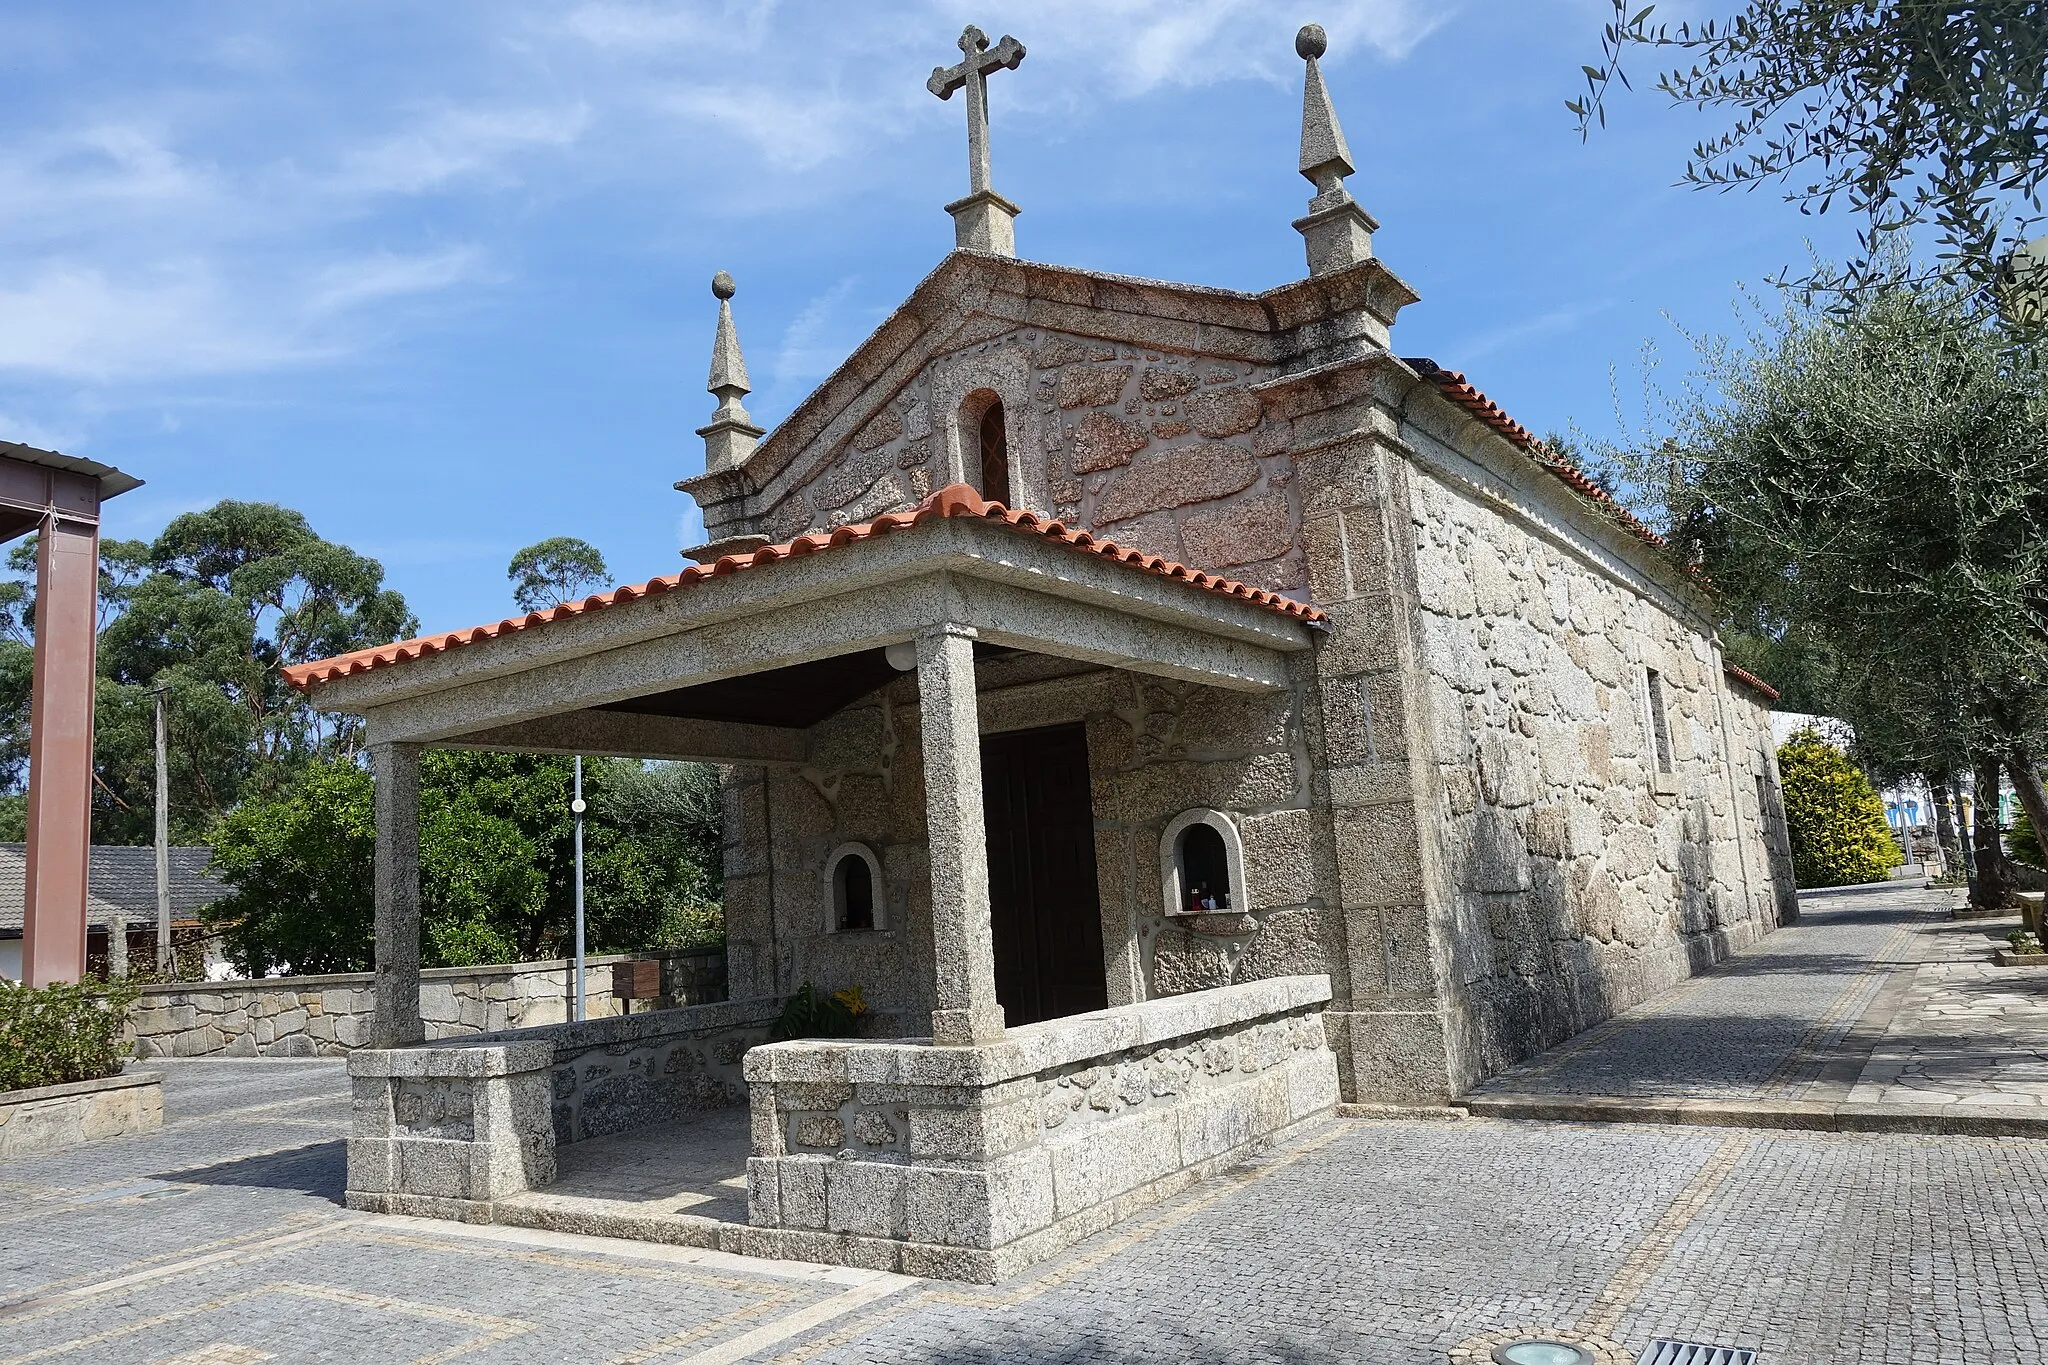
[832,986,869,1017]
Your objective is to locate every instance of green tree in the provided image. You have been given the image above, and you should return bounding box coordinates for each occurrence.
[206,759,377,976]
[1573,2,2048,304]
[1597,261,2048,904]
[2012,806,2045,866]
[0,501,420,844]
[507,537,609,614]
[1779,730,1900,887]
[205,753,724,976]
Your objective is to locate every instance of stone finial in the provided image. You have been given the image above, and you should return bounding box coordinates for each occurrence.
[1290,23,1377,276]
[697,271,765,473]
[929,24,1027,256]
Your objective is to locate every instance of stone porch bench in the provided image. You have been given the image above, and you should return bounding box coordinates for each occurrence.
[739,973,1337,1281]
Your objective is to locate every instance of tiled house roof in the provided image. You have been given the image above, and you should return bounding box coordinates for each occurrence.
[0,844,229,935]
[284,482,1328,691]
[1722,663,1782,703]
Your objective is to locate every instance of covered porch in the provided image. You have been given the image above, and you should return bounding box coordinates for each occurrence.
[297,485,1342,1279]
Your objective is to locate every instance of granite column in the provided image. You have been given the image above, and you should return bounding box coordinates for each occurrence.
[916,624,1005,1045]
[371,740,424,1048]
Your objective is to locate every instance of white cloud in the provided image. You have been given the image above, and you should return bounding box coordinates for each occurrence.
[304,247,490,317]
[325,103,590,197]
[0,0,1455,422]
[772,277,871,389]
[1452,299,1615,364]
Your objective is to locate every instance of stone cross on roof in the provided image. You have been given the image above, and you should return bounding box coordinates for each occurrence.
[928,24,1026,258]
[1290,24,1377,277]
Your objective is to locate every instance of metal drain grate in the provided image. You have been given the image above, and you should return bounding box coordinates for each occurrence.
[1636,1342,1757,1365]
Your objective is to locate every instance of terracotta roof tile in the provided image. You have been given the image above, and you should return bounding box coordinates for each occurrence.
[1403,358,1686,565]
[1722,662,1781,703]
[284,483,1326,691]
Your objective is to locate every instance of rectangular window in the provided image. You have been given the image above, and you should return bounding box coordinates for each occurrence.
[1645,668,1674,775]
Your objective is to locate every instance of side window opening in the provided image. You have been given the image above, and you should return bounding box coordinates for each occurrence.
[1176,822,1232,912]
[1645,668,1674,775]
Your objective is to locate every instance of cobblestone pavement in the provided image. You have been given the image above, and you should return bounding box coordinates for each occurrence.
[9,1058,2048,1362]
[1848,904,2048,1107]
[1473,885,2048,1109]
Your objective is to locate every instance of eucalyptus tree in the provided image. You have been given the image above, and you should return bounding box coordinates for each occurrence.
[507,537,610,613]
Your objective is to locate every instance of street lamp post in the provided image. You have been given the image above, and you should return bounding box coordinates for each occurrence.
[572,755,586,1023]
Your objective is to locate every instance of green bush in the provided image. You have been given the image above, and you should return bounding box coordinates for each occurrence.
[2011,809,2043,867]
[0,979,136,1093]
[1777,730,1901,888]
[768,983,869,1042]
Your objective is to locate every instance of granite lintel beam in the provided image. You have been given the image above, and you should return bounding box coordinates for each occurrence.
[355,566,1298,746]
[445,711,808,765]
[303,513,1309,719]
[947,576,1295,693]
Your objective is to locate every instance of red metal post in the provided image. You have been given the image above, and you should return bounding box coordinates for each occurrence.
[21,513,100,986]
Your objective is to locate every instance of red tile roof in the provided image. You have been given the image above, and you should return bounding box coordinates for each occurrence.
[283,483,1326,691]
[1403,358,1680,561]
[1722,662,1781,703]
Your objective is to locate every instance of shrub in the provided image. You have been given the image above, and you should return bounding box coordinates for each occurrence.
[768,982,869,1041]
[2011,809,2044,867]
[1777,730,1899,888]
[0,979,136,1093]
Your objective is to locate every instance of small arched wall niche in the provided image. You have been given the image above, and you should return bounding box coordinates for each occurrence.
[1160,809,1248,916]
[958,388,1010,505]
[824,842,886,933]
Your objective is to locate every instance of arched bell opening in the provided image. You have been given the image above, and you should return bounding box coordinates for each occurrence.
[960,389,1010,506]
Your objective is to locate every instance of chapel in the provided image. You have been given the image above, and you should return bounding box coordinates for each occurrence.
[291,25,1798,1282]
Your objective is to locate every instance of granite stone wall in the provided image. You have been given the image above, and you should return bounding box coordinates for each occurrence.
[345,995,780,1222]
[741,974,1336,1282]
[1403,453,1787,1083]
[128,948,727,1059]
[719,650,1339,1038]
[749,328,1306,599]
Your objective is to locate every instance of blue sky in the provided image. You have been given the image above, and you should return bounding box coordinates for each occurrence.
[0,0,1862,638]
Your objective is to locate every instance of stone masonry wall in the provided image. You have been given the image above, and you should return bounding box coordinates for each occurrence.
[719,651,1340,1037]
[128,949,727,1059]
[741,974,1336,1282]
[749,329,1307,599]
[1404,455,1784,1083]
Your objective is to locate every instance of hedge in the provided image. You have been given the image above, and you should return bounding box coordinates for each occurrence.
[1777,729,1900,888]
[0,979,136,1093]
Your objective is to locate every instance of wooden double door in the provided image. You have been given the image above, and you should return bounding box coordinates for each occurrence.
[980,724,1109,1027]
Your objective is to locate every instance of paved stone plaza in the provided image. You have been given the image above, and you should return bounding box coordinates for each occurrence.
[7,890,2048,1364]
[1472,885,2048,1118]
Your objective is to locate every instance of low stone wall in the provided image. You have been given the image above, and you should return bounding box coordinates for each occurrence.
[344,995,781,1221]
[129,948,727,1059]
[0,1070,164,1159]
[742,974,1336,1281]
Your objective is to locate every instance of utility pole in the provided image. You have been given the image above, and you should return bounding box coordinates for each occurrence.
[572,755,586,1023]
[153,686,172,976]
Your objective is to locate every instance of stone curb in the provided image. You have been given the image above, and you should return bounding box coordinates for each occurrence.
[0,1069,163,1105]
[1465,1091,2048,1139]
[1334,1102,1469,1122]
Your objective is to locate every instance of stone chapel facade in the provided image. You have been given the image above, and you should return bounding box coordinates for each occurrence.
[674,46,1797,1105]
[297,23,1797,1278]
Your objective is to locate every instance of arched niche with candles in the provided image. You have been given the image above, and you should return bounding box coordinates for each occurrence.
[824,842,887,934]
[1159,809,1249,917]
